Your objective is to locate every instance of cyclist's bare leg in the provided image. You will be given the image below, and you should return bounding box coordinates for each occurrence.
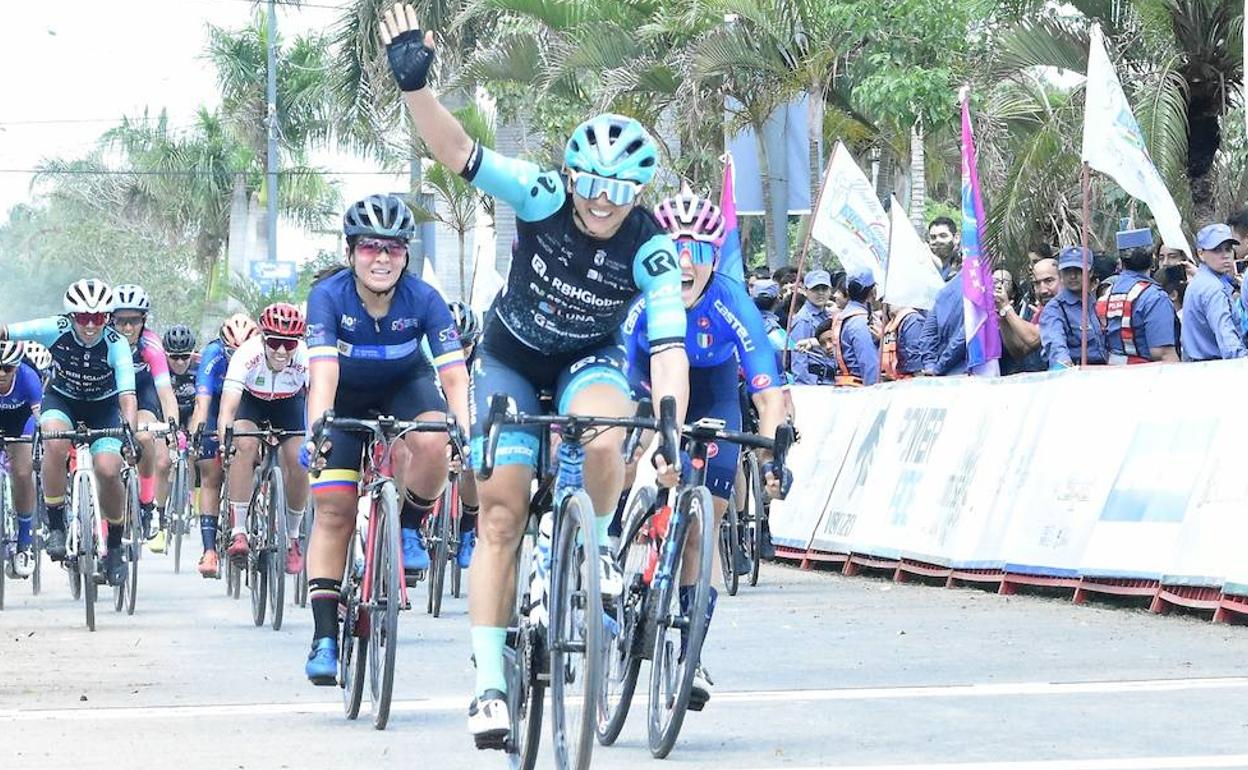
[226,419,261,534]
[8,443,34,513]
[278,436,308,510]
[306,487,354,582]
[468,463,531,626]
[394,410,450,503]
[197,457,223,534]
[565,383,632,536]
[94,452,126,526]
[41,417,71,503]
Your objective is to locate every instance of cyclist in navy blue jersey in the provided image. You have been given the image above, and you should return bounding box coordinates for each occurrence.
[625,191,793,708]
[0,341,42,578]
[380,4,690,747]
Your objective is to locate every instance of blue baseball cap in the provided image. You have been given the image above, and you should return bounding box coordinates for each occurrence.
[1196,223,1238,251]
[847,268,876,291]
[750,279,780,300]
[803,269,832,289]
[1058,246,1090,271]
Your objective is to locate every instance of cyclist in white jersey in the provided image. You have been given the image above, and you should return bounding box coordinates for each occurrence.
[217,303,310,574]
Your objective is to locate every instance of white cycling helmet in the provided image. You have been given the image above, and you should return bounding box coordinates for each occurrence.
[111,284,151,313]
[23,342,52,371]
[63,278,113,314]
[0,340,25,368]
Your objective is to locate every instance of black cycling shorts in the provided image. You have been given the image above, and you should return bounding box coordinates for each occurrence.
[236,391,306,433]
[135,370,163,420]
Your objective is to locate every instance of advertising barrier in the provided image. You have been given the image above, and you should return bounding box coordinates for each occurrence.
[769,361,1248,621]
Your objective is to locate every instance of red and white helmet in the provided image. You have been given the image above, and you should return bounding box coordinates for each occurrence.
[259,302,306,337]
[220,313,259,349]
[653,191,725,243]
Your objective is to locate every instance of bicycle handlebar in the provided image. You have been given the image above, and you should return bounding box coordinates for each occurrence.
[306,410,466,479]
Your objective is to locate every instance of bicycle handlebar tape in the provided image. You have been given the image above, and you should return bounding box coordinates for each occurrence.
[657,396,679,468]
[479,395,509,481]
[386,28,435,92]
[774,423,795,474]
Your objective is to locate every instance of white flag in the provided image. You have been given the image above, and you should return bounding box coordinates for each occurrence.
[470,247,506,315]
[885,196,945,310]
[810,141,888,283]
[1081,24,1190,255]
[421,257,446,299]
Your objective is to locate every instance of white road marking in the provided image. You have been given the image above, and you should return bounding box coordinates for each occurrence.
[2,676,1246,722]
[735,757,1248,770]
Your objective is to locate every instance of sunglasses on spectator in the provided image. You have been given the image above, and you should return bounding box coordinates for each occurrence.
[264,335,299,352]
[112,314,145,327]
[355,237,408,259]
[168,353,192,362]
[71,312,108,326]
[568,169,642,207]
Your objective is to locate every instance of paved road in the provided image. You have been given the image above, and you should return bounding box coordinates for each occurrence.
[2,549,1246,770]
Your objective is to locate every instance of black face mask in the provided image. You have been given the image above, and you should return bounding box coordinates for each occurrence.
[1163,264,1187,286]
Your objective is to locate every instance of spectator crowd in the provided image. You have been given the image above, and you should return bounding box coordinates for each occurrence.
[749,211,1248,386]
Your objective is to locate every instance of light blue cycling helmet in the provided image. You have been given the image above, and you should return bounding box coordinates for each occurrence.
[564,113,658,185]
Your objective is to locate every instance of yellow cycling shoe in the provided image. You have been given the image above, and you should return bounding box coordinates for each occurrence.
[148,528,167,554]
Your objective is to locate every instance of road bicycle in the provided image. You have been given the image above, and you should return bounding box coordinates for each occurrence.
[309,411,463,730]
[598,416,792,757]
[424,435,466,618]
[223,423,301,631]
[478,394,675,770]
[0,433,35,609]
[719,447,766,595]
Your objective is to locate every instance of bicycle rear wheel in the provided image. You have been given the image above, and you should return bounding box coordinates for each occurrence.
[647,486,715,758]
[124,470,140,616]
[742,451,764,587]
[426,482,452,617]
[719,499,739,597]
[340,528,366,720]
[597,485,656,746]
[170,460,188,574]
[548,489,602,770]
[294,505,311,608]
[78,474,97,632]
[505,516,543,770]
[268,466,286,631]
[367,482,402,730]
[248,474,269,628]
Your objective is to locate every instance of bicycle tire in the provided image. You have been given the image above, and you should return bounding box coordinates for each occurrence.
[647,486,715,758]
[427,482,452,617]
[248,473,269,628]
[0,483,8,611]
[450,503,463,599]
[505,517,543,770]
[171,459,188,574]
[125,471,140,616]
[340,528,366,720]
[368,482,402,730]
[32,480,45,596]
[744,451,764,588]
[268,465,286,631]
[596,485,656,746]
[78,473,97,633]
[548,489,602,770]
[295,505,311,608]
[719,499,739,597]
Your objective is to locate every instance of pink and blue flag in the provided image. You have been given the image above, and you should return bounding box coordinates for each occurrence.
[959,97,1001,375]
[715,153,746,284]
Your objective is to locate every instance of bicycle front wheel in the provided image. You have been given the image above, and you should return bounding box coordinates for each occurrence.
[340,529,366,720]
[647,486,716,758]
[426,482,452,617]
[0,484,9,611]
[367,482,402,730]
[505,512,543,770]
[248,475,269,628]
[548,490,602,770]
[267,466,286,631]
[597,485,656,746]
[77,474,97,632]
[742,451,764,587]
[124,470,141,616]
[170,459,188,574]
[719,499,739,597]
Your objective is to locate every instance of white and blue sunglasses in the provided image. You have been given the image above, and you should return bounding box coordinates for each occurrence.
[568,169,643,206]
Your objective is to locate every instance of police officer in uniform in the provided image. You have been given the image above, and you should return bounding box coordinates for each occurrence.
[1038,246,1107,367]
[1099,230,1179,364]
[789,269,837,384]
[1182,223,1248,361]
[880,299,926,381]
[816,269,880,386]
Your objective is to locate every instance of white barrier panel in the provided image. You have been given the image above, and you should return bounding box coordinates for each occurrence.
[781,359,1248,593]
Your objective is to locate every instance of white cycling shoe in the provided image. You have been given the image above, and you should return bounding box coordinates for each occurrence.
[10,548,35,578]
[468,690,510,750]
[597,546,624,598]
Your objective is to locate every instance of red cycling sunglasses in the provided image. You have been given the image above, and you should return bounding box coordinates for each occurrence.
[72,312,108,326]
[264,335,299,352]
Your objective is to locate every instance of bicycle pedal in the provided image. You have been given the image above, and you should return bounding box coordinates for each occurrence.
[472,731,508,751]
[687,693,708,712]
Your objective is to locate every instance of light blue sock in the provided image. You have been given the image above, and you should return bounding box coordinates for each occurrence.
[596,513,611,546]
[471,626,508,697]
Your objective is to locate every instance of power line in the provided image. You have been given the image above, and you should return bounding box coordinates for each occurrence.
[0,167,407,176]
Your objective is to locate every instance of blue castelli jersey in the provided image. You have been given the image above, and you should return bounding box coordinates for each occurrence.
[0,362,43,412]
[7,316,135,401]
[624,273,781,395]
[306,268,466,388]
[196,339,230,400]
[461,144,686,355]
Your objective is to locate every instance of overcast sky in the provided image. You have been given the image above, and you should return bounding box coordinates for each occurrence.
[0,0,407,260]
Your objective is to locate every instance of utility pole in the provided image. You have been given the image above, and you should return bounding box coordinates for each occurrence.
[265,0,279,266]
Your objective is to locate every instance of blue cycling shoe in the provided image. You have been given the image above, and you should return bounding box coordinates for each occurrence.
[456,530,476,570]
[402,528,430,572]
[305,637,338,686]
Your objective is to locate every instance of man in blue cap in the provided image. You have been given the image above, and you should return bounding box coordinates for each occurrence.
[1100,230,1179,364]
[1182,223,1247,361]
[816,269,880,386]
[920,266,967,376]
[1038,246,1107,367]
[751,279,791,379]
[788,269,837,384]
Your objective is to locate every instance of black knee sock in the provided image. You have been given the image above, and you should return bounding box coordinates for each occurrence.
[460,503,478,533]
[309,577,341,641]
[400,492,435,530]
[107,522,123,549]
[47,503,66,532]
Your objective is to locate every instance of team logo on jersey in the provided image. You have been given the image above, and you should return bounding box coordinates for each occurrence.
[642,250,677,278]
[587,269,601,282]
[706,441,719,459]
[531,254,548,279]
[340,315,357,331]
[696,333,713,348]
[594,249,607,266]
[751,373,773,389]
[697,316,711,329]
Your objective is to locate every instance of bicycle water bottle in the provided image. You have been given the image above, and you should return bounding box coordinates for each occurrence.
[642,505,672,586]
[529,511,554,627]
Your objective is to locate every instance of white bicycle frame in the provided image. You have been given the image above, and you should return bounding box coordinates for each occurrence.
[64,443,105,564]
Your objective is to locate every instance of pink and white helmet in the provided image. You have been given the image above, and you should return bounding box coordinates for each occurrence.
[653,191,725,243]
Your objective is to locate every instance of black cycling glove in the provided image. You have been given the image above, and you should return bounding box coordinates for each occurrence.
[386,29,435,92]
